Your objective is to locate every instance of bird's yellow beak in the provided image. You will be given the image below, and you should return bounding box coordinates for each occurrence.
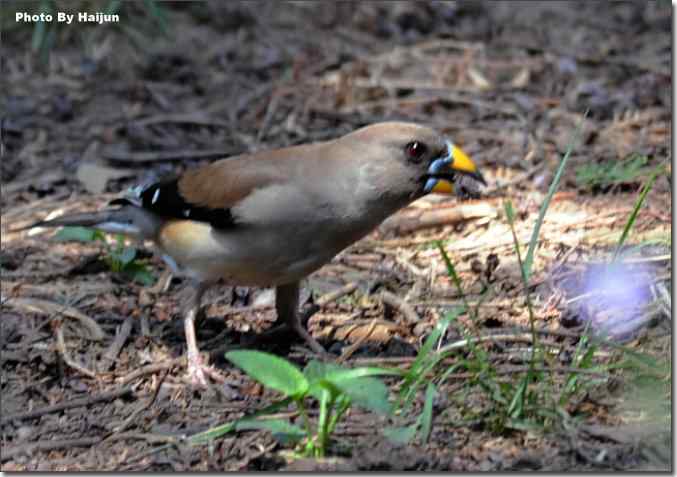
[424,141,486,194]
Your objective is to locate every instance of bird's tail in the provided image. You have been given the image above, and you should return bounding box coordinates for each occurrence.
[15,204,162,239]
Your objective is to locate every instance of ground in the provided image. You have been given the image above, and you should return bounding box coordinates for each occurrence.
[1,1,672,471]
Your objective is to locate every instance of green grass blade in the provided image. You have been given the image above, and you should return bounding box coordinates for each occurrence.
[397,313,456,410]
[142,0,170,34]
[383,424,418,445]
[406,316,446,380]
[523,110,588,280]
[612,167,662,261]
[31,0,52,52]
[188,396,293,444]
[508,374,528,418]
[436,241,470,312]
[325,366,403,382]
[334,376,391,415]
[104,0,122,15]
[419,383,436,443]
[503,200,538,350]
[235,418,305,445]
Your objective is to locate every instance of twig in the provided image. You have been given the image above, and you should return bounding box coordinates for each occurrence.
[1,437,103,462]
[348,356,608,380]
[107,370,169,435]
[459,365,608,379]
[105,431,179,445]
[0,269,73,280]
[101,148,237,163]
[485,163,545,194]
[256,91,281,143]
[379,202,496,235]
[0,385,133,425]
[437,332,560,355]
[585,254,671,265]
[132,113,230,128]
[99,316,134,371]
[380,290,420,325]
[338,319,378,363]
[55,321,98,378]
[8,297,105,341]
[117,359,182,386]
[393,251,427,277]
[315,282,358,307]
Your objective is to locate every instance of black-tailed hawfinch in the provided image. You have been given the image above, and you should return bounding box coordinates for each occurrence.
[24,122,486,385]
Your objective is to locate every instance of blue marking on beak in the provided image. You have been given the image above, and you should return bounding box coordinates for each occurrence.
[423,177,438,193]
[427,156,452,175]
[423,142,456,193]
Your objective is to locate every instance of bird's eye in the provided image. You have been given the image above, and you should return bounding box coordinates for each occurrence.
[405,141,427,162]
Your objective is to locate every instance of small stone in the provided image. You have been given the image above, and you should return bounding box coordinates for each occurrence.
[16,426,32,441]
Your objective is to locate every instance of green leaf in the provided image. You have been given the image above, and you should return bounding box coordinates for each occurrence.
[334,376,391,415]
[325,366,402,383]
[116,246,137,266]
[506,418,544,432]
[124,263,155,286]
[575,154,650,189]
[383,424,418,445]
[303,360,340,382]
[304,361,400,400]
[419,383,436,443]
[54,226,98,243]
[508,374,528,418]
[236,418,305,445]
[304,360,342,400]
[226,350,308,398]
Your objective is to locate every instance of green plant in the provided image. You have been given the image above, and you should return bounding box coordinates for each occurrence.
[575,153,651,190]
[55,226,154,285]
[612,166,663,261]
[384,311,458,444]
[524,110,588,281]
[406,111,622,433]
[189,351,400,458]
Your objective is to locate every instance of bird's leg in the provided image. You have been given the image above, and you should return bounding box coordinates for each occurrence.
[149,269,173,295]
[276,282,326,355]
[183,281,213,387]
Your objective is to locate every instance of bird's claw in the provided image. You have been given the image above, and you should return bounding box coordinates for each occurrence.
[185,352,225,388]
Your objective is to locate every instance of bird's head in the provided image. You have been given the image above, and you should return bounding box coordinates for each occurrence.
[339,122,486,203]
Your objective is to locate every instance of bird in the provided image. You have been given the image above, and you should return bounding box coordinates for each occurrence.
[20,122,486,386]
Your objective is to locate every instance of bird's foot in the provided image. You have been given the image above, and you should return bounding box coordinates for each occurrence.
[185,352,225,388]
[288,321,333,359]
[242,323,331,358]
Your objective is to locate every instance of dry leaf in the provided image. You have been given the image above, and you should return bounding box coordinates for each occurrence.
[76,161,134,194]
